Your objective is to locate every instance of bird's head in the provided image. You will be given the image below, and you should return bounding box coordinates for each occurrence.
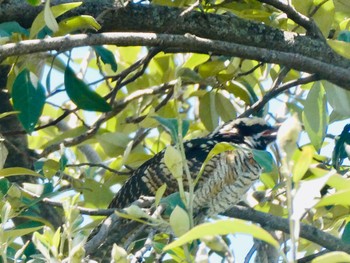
[209,117,278,150]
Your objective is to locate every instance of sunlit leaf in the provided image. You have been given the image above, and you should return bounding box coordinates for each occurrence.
[0,167,44,178]
[44,0,59,33]
[194,142,236,185]
[0,137,8,170]
[155,184,167,207]
[169,206,190,237]
[55,15,101,36]
[316,188,350,207]
[164,145,183,179]
[4,226,43,241]
[311,251,350,263]
[0,111,19,119]
[42,159,60,179]
[12,69,46,133]
[215,92,236,122]
[326,173,350,191]
[302,82,328,151]
[199,92,219,132]
[111,244,128,263]
[327,39,350,59]
[292,146,313,182]
[292,171,333,221]
[313,0,335,37]
[64,66,111,112]
[30,2,82,38]
[163,219,279,251]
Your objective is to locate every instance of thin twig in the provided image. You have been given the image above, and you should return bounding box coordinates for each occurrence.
[39,81,174,157]
[66,163,132,175]
[240,74,319,117]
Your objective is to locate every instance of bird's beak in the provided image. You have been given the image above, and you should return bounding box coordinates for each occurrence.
[261,125,279,143]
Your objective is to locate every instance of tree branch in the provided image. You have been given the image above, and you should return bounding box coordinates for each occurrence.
[240,74,320,117]
[224,206,350,254]
[258,0,324,39]
[39,80,176,157]
[1,33,349,90]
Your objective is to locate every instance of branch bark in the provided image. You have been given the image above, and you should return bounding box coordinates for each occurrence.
[1,2,350,89]
[1,32,349,90]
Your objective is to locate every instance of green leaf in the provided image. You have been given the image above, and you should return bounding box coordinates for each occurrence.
[12,69,46,133]
[163,219,279,251]
[327,39,350,59]
[0,111,19,119]
[215,92,236,122]
[44,0,59,33]
[292,146,314,182]
[331,124,350,169]
[153,116,190,144]
[42,159,60,179]
[226,81,254,106]
[324,82,350,118]
[160,192,186,216]
[176,67,202,82]
[0,22,28,36]
[83,179,114,208]
[30,2,82,38]
[155,184,167,207]
[338,30,350,42]
[312,0,335,37]
[26,0,41,6]
[199,92,219,132]
[111,244,128,263]
[194,142,236,185]
[311,251,350,263]
[0,167,44,178]
[0,178,10,195]
[316,188,350,207]
[342,222,350,244]
[302,82,328,151]
[252,149,274,173]
[55,15,101,36]
[94,46,118,72]
[198,59,226,78]
[4,226,43,241]
[64,66,111,112]
[326,173,350,191]
[59,154,68,171]
[169,206,190,237]
[164,146,183,179]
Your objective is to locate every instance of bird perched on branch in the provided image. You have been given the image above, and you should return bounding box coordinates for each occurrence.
[108,117,278,213]
[86,117,278,260]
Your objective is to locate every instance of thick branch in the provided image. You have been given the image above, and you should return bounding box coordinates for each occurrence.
[82,201,350,258]
[1,3,349,76]
[225,206,350,254]
[0,33,349,90]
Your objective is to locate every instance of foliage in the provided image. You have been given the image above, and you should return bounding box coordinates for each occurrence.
[0,0,350,262]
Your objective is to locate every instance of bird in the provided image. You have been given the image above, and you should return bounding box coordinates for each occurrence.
[86,117,278,260]
[107,117,278,213]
